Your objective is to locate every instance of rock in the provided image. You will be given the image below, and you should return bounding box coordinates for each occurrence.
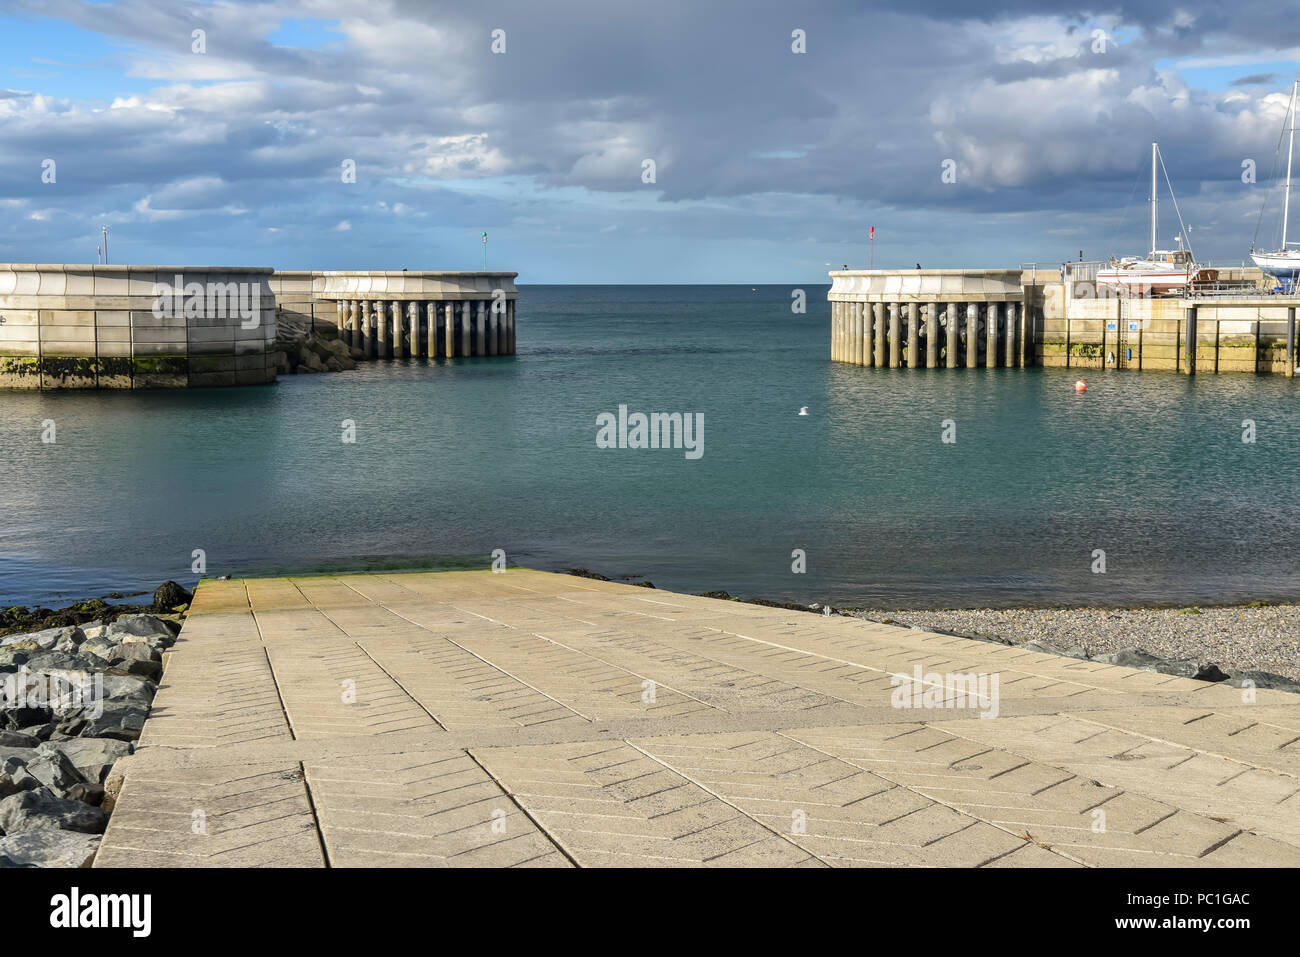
[106,657,162,682]
[25,745,86,798]
[1,627,82,652]
[3,706,53,731]
[23,650,112,673]
[0,649,30,669]
[80,621,107,641]
[56,705,147,742]
[17,723,53,742]
[1025,639,1088,659]
[65,782,104,806]
[152,581,192,610]
[1223,670,1300,693]
[0,731,40,748]
[35,739,131,778]
[110,643,161,664]
[1093,648,1162,670]
[0,756,40,798]
[348,345,365,361]
[0,787,108,834]
[0,830,100,867]
[99,672,156,703]
[43,738,131,780]
[104,614,178,642]
[78,637,113,657]
[1092,648,1228,682]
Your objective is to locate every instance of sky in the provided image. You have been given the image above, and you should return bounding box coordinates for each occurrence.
[1,0,1299,282]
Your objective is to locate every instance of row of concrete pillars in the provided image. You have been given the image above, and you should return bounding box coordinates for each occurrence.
[830,300,1030,368]
[334,299,516,359]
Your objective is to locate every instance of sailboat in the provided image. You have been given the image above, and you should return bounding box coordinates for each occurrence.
[1251,80,1300,285]
[1098,143,1209,293]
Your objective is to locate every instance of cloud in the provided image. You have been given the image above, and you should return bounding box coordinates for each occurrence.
[1,0,1298,277]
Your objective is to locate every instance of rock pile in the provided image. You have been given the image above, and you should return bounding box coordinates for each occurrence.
[272,316,361,376]
[0,612,178,867]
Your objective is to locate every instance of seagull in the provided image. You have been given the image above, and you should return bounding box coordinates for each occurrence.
[798,406,809,416]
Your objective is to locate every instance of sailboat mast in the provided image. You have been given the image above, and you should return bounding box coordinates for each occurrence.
[1284,81,1297,248]
[1151,142,1158,257]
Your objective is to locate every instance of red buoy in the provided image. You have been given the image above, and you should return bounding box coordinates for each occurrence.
[1074,379,1087,392]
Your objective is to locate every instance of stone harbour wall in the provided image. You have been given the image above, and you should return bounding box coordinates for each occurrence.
[0,264,276,389]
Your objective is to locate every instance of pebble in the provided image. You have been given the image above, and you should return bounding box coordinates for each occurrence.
[852,603,1300,681]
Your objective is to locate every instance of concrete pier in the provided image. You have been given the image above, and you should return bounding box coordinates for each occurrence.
[0,263,275,389]
[830,270,1028,373]
[831,266,1300,375]
[314,270,519,363]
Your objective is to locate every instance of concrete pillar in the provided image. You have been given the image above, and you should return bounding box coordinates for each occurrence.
[460,301,473,356]
[1288,306,1296,377]
[946,303,959,369]
[346,301,358,351]
[358,301,370,357]
[842,302,852,366]
[906,303,919,368]
[475,301,487,356]
[887,303,901,368]
[374,300,389,359]
[488,302,499,356]
[966,304,979,369]
[408,302,421,357]
[986,302,999,369]
[832,301,842,361]
[335,301,346,348]
[925,304,939,368]
[1184,306,1197,374]
[863,304,873,369]
[391,302,405,359]
[1019,294,1032,367]
[431,302,447,358]
[1005,303,1018,367]
[444,303,456,357]
[497,302,508,354]
[507,300,516,354]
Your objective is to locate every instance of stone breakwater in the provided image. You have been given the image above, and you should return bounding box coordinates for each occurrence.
[0,585,187,867]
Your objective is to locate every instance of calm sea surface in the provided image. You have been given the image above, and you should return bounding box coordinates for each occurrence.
[2,284,1298,609]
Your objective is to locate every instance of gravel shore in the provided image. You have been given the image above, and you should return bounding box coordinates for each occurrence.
[850,604,1300,682]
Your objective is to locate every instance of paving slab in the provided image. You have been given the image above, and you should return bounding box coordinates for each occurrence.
[97,569,1300,867]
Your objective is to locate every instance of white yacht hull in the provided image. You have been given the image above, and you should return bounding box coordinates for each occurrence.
[1251,251,1300,281]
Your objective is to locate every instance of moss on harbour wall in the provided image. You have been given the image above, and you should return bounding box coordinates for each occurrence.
[0,354,273,389]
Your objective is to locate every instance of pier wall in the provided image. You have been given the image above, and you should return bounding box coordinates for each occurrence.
[318,271,518,360]
[1041,288,1297,374]
[0,264,275,389]
[827,270,1032,369]
[0,265,520,388]
[830,269,1299,376]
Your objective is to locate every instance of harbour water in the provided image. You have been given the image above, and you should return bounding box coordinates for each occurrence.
[2,284,1298,609]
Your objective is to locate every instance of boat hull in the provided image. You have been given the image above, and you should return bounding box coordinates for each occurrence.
[1095,269,1191,291]
[1251,251,1300,281]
